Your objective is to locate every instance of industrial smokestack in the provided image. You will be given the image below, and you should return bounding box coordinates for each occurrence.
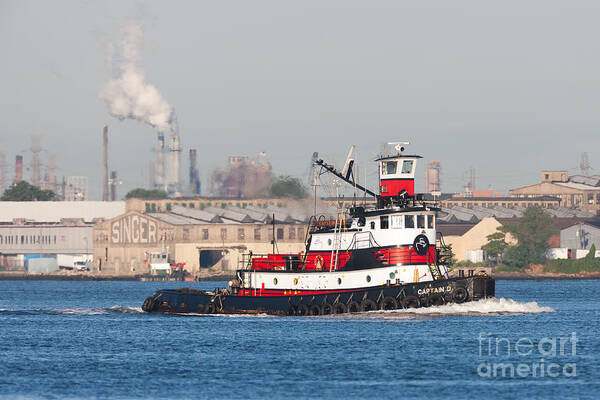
[15,155,23,184]
[102,125,109,201]
[170,134,181,195]
[110,171,117,201]
[189,149,200,194]
[156,133,165,190]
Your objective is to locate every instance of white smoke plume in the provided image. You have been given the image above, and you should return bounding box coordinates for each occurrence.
[100,21,175,134]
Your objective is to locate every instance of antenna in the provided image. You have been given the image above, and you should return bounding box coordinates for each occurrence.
[311,152,320,216]
[386,141,410,153]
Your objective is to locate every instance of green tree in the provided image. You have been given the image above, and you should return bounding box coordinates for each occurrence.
[124,188,168,199]
[1,181,55,201]
[502,206,556,268]
[481,229,508,263]
[585,244,597,260]
[267,176,308,199]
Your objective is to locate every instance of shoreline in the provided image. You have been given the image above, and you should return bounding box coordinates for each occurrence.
[0,272,598,281]
[0,272,236,282]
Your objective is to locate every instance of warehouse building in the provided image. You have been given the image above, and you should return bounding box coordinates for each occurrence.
[0,201,125,273]
[92,205,310,277]
[509,171,600,214]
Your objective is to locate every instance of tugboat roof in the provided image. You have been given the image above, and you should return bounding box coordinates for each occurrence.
[374,154,423,161]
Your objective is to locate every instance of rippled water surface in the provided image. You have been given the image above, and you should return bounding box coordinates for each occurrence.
[0,280,598,399]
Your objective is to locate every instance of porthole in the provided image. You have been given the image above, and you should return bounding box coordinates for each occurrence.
[337,278,342,285]
[293,278,298,285]
[328,238,332,245]
[273,278,278,285]
[366,275,371,283]
[389,272,395,279]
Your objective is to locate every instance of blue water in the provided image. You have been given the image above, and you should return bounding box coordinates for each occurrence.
[0,280,598,400]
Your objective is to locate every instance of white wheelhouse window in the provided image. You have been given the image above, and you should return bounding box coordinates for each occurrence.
[382,161,398,175]
[391,215,403,229]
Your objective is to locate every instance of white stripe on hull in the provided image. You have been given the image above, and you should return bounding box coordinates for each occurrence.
[243,264,446,292]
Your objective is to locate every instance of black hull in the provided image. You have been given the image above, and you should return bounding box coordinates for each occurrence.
[142,275,495,315]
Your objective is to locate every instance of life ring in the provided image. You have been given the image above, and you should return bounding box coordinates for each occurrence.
[453,287,468,303]
[379,296,399,311]
[402,296,420,309]
[333,302,348,314]
[314,255,324,270]
[360,299,378,312]
[347,301,361,313]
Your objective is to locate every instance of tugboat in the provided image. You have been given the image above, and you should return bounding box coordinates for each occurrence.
[142,143,494,315]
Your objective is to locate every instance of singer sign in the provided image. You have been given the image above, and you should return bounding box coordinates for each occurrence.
[111,214,158,244]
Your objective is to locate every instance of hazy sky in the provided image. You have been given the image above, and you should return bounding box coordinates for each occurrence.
[1,1,599,200]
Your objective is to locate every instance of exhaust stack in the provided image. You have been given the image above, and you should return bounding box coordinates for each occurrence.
[102,125,109,201]
[15,155,23,184]
[189,149,200,194]
[110,171,117,201]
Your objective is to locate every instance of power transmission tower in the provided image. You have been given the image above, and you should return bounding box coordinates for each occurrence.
[580,152,591,176]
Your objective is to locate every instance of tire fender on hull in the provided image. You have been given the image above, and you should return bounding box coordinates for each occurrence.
[206,302,217,314]
[402,296,420,309]
[453,287,469,303]
[333,302,347,314]
[321,303,333,315]
[296,304,309,316]
[347,301,361,313]
[379,296,399,311]
[360,299,377,312]
[142,297,155,312]
[309,304,322,316]
[427,294,444,307]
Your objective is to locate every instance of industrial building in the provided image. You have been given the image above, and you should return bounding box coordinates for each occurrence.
[509,171,600,214]
[560,222,600,255]
[124,196,305,214]
[0,201,125,223]
[92,205,311,277]
[439,218,516,263]
[0,201,125,272]
[0,223,93,272]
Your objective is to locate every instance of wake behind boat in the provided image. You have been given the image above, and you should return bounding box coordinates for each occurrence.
[142,142,494,315]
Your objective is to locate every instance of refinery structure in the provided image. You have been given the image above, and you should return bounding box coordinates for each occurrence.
[0,137,61,199]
